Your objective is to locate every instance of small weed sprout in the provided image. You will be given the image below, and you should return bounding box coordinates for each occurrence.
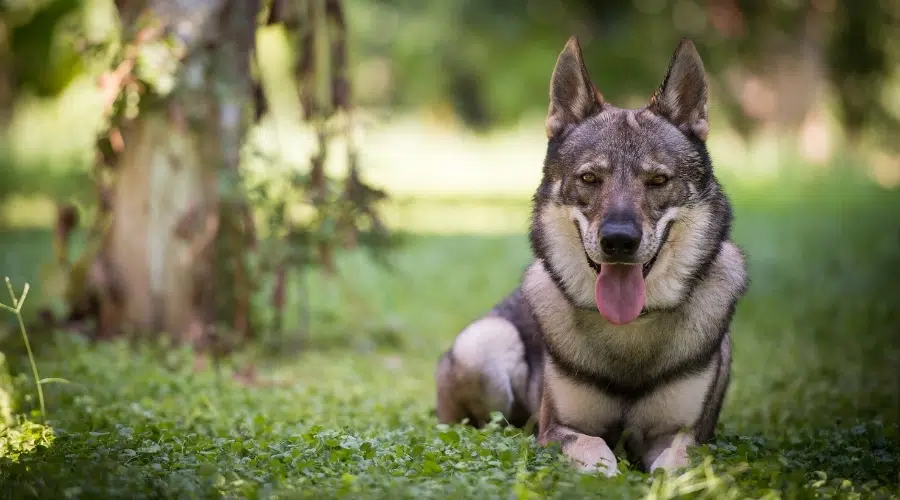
[1,277,45,419]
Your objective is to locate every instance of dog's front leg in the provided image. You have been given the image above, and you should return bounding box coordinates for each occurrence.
[643,431,695,473]
[538,423,619,476]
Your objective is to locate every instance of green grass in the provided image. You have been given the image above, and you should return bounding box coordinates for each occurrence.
[0,174,898,499]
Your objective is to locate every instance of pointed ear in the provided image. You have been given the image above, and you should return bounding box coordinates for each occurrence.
[647,38,709,141]
[546,36,603,139]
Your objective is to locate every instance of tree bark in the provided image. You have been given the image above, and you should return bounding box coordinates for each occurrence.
[97,0,259,345]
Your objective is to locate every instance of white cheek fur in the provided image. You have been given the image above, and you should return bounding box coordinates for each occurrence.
[655,207,681,240]
[570,208,590,238]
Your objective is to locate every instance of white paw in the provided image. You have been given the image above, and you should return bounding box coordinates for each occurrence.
[567,437,619,477]
[648,445,690,473]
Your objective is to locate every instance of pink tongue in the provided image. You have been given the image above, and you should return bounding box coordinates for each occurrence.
[595,264,646,325]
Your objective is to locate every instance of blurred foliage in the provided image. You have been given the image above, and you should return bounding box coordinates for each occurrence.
[240,126,401,345]
[0,352,14,426]
[1,0,84,97]
[2,0,899,151]
[347,0,900,144]
[0,0,118,215]
[1,0,899,217]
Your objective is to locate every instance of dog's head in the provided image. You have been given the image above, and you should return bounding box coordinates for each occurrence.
[532,37,727,325]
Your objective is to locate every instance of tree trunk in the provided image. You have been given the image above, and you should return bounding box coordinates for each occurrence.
[97,0,259,345]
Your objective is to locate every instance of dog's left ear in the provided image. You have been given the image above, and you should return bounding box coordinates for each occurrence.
[648,38,709,142]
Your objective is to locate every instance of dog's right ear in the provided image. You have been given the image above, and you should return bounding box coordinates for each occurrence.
[546,36,603,140]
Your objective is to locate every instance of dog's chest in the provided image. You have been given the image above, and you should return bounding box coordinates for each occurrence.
[549,308,682,377]
[524,261,688,376]
[546,359,715,441]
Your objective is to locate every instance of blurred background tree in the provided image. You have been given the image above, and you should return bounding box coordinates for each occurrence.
[1,0,395,353]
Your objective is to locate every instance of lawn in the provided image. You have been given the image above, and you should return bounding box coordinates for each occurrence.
[0,172,898,499]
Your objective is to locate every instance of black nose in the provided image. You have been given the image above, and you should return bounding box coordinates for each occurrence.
[600,221,642,258]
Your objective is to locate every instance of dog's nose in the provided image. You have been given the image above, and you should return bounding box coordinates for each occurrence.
[600,221,642,258]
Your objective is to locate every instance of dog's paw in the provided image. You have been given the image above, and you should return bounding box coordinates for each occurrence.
[648,444,690,473]
[565,435,619,477]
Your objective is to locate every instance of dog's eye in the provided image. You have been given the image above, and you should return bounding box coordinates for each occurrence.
[648,175,669,187]
[580,173,598,184]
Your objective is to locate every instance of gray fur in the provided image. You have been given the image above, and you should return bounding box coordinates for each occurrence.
[435,36,748,475]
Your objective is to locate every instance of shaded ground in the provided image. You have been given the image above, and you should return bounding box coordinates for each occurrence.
[0,174,898,499]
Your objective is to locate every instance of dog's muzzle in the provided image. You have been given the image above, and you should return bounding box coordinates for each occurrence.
[579,219,676,278]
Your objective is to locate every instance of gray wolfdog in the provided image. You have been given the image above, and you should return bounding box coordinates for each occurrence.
[435,36,748,476]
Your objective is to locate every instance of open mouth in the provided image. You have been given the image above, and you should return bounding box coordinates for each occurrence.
[581,219,675,278]
[576,219,676,323]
